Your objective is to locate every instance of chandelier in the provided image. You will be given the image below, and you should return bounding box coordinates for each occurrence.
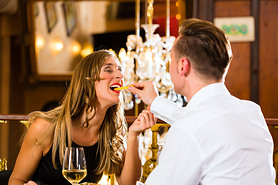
[118,0,184,111]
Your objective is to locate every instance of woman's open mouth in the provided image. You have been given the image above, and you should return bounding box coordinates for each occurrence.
[110,83,122,93]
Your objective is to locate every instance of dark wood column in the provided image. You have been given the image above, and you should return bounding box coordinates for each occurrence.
[250,0,260,104]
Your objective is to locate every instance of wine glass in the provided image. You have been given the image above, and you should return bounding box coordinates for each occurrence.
[62,147,87,185]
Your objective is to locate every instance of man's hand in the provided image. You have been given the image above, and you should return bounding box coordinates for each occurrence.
[128,81,159,105]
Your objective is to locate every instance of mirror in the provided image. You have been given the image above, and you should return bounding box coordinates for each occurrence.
[26,0,145,81]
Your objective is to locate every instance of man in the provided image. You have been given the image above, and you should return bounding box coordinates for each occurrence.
[128,18,276,185]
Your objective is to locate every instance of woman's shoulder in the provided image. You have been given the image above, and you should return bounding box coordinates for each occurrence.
[26,118,52,146]
[29,117,52,133]
[18,117,53,157]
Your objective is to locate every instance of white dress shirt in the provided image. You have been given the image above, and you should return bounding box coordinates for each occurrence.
[146,83,276,185]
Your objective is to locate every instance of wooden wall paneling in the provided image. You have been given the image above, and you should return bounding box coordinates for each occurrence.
[250,0,260,104]
[1,0,26,167]
[184,0,194,18]
[25,83,67,113]
[7,36,25,169]
[226,43,251,100]
[214,1,251,100]
[10,36,25,114]
[259,0,278,118]
[215,0,250,16]
[192,0,197,18]
[0,35,10,164]
[154,0,179,18]
[196,0,214,21]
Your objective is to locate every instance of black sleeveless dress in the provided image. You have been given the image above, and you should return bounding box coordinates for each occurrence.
[31,142,103,185]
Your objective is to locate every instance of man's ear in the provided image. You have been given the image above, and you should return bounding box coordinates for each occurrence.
[179,57,190,76]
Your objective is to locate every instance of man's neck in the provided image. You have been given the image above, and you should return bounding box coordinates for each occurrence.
[185,78,220,102]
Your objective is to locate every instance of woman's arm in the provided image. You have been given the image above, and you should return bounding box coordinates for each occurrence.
[8,118,51,185]
[117,110,156,185]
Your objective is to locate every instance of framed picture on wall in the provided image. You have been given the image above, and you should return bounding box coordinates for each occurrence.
[33,3,39,17]
[62,3,77,37]
[214,16,255,42]
[44,2,58,33]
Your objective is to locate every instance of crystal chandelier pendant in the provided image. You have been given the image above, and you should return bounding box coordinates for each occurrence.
[118,0,182,110]
[141,24,160,45]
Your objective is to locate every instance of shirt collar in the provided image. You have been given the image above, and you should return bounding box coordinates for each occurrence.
[186,82,230,110]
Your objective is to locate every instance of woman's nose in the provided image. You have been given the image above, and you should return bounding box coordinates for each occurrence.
[116,70,123,79]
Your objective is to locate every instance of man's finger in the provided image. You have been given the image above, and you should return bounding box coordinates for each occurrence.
[128,85,140,95]
[131,82,144,88]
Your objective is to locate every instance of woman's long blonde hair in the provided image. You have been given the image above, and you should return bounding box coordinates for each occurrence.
[28,50,126,175]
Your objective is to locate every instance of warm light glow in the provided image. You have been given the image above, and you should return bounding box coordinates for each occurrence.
[50,39,64,54]
[55,42,63,51]
[175,1,179,7]
[69,40,81,55]
[118,48,127,61]
[108,49,117,57]
[176,14,181,20]
[35,35,45,51]
[80,45,93,58]
[118,0,180,110]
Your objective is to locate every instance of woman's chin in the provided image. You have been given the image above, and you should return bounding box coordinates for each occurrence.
[108,99,121,107]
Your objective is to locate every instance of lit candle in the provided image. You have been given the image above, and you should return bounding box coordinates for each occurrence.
[147,0,153,25]
[166,0,170,37]
[136,0,140,38]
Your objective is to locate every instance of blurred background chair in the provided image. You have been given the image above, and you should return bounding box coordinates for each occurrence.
[0,158,12,185]
[141,123,170,183]
[0,158,7,171]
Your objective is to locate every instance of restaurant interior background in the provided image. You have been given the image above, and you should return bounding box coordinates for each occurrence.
[0,0,278,178]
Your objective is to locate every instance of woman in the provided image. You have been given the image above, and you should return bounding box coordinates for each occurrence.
[8,50,155,185]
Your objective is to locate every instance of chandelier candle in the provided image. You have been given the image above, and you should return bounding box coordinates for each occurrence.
[117,0,178,110]
[166,0,170,37]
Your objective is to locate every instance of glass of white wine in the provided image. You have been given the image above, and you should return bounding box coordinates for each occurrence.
[62,147,87,185]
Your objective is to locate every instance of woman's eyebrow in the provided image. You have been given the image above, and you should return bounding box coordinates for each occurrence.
[103,63,113,67]
[103,62,122,69]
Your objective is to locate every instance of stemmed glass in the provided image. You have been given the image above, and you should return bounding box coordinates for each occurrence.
[62,147,87,185]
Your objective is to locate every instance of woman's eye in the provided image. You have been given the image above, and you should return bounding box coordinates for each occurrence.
[117,67,122,72]
[104,68,113,73]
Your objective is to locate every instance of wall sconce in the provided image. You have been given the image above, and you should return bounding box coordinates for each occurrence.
[80,44,93,58]
[35,34,45,52]
[50,39,64,55]
[69,40,81,56]
[175,1,181,20]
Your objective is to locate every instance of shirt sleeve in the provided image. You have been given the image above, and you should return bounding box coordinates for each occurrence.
[150,96,184,125]
[145,126,203,185]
